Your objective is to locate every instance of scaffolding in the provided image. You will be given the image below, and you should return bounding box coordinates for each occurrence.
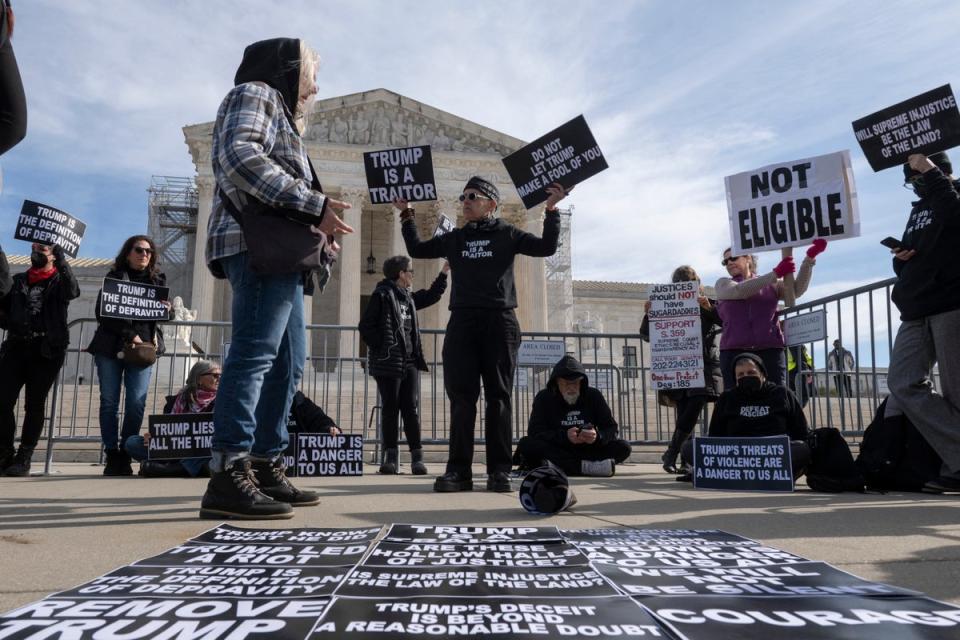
[147,176,199,307]
[545,206,573,332]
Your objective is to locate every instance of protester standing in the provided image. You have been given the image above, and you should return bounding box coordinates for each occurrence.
[828,339,855,397]
[0,243,79,476]
[887,152,960,494]
[715,242,826,389]
[398,178,567,492]
[87,235,166,476]
[640,265,723,473]
[359,256,447,475]
[201,38,353,519]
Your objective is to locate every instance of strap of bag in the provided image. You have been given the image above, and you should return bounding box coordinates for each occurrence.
[219,157,324,225]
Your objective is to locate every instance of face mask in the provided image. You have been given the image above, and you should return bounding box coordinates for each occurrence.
[737,375,763,393]
[912,184,929,199]
[30,251,48,268]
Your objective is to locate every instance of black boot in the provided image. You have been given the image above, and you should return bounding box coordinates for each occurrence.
[661,430,690,474]
[0,446,15,473]
[200,458,294,520]
[103,448,133,476]
[139,460,191,478]
[4,447,35,477]
[251,457,321,506]
[410,448,427,475]
[379,448,399,474]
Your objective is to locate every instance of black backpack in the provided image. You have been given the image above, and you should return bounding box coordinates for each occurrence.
[805,427,865,492]
[856,399,942,492]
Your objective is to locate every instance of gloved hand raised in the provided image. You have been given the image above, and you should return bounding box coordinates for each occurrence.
[51,244,67,267]
[806,238,827,259]
[773,256,795,278]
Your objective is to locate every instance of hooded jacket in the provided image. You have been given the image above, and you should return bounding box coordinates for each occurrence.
[891,168,960,321]
[527,355,619,446]
[401,213,560,310]
[358,272,447,378]
[708,380,809,441]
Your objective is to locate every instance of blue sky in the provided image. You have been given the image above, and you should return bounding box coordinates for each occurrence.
[1,0,957,343]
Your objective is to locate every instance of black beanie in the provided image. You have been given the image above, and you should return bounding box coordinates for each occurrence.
[464,176,500,203]
[903,151,952,180]
[732,352,768,378]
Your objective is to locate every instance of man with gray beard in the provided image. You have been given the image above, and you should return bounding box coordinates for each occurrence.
[513,355,631,477]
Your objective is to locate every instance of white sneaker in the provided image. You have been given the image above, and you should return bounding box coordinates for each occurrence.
[581,458,615,477]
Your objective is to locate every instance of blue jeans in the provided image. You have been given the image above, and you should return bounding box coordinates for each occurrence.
[95,354,153,450]
[212,251,306,458]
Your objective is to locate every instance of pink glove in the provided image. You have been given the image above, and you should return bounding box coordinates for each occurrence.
[773,256,795,278]
[806,238,827,259]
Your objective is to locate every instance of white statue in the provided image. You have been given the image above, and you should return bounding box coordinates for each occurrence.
[330,115,349,143]
[371,106,391,145]
[168,296,198,346]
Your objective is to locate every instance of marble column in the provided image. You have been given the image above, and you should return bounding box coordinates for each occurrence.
[190,173,216,323]
[337,189,365,359]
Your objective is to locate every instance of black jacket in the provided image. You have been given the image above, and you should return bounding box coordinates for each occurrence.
[708,381,809,441]
[891,168,960,321]
[358,273,446,378]
[0,248,10,297]
[87,267,167,358]
[401,212,559,310]
[0,262,80,356]
[527,356,619,446]
[640,299,723,400]
[289,391,337,433]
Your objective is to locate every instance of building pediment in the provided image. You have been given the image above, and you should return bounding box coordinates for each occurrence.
[303,88,524,156]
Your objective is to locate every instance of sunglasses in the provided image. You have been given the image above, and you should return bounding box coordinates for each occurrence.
[721,256,742,266]
[132,246,153,256]
[459,192,492,202]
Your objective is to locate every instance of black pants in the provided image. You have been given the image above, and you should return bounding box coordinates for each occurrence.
[0,38,27,154]
[834,375,853,397]
[375,363,422,451]
[442,308,520,475]
[0,339,65,450]
[681,439,811,478]
[670,395,708,449]
[516,436,632,476]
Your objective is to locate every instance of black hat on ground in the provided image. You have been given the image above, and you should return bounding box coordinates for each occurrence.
[519,463,577,515]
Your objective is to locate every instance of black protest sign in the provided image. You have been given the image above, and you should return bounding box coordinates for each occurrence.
[724,150,859,254]
[310,595,665,638]
[433,213,455,237]
[364,145,437,204]
[0,597,332,639]
[693,436,794,492]
[281,433,363,477]
[15,200,87,258]
[384,524,563,545]
[502,115,608,209]
[852,84,960,171]
[595,561,914,598]
[147,413,213,460]
[56,564,351,600]
[134,542,369,568]
[363,541,590,568]
[584,543,807,569]
[646,595,960,640]
[98,277,170,321]
[562,528,756,545]
[190,524,383,546]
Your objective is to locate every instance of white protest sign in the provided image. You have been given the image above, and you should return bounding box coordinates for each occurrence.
[783,309,827,346]
[517,340,566,366]
[648,281,704,390]
[725,150,860,254]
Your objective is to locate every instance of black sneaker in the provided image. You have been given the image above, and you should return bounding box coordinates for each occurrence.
[486,471,512,492]
[4,447,34,477]
[251,457,321,506]
[923,475,960,494]
[433,471,473,492]
[199,458,293,520]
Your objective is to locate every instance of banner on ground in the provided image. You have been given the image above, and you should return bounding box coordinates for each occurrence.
[583,543,807,569]
[134,542,369,568]
[363,145,437,204]
[693,436,794,492]
[783,309,827,346]
[15,200,87,258]
[648,281,705,391]
[282,433,363,477]
[363,541,591,568]
[384,524,563,545]
[852,84,960,171]
[147,413,213,460]
[725,150,860,254]
[502,115,608,209]
[98,277,170,321]
[190,525,383,546]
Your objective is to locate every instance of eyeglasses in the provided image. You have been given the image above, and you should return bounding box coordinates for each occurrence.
[903,176,925,190]
[132,246,153,256]
[721,256,742,266]
[459,192,491,202]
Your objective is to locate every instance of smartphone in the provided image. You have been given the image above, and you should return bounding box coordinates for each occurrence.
[880,237,902,250]
[579,424,595,431]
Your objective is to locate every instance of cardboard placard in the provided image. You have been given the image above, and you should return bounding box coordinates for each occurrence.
[147,413,214,460]
[725,150,860,254]
[363,145,437,204]
[362,541,591,568]
[433,213,455,237]
[647,281,705,390]
[384,525,563,545]
[852,84,960,171]
[279,433,363,477]
[502,115,608,209]
[693,436,794,492]
[783,309,827,346]
[98,277,170,321]
[15,200,86,258]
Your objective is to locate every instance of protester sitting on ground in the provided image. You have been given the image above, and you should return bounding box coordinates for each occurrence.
[0,243,80,476]
[886,152,960,494]
[679,352,811,481]
[513,355,631,477]
[640,265,723,474]
[715,242,826,389]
